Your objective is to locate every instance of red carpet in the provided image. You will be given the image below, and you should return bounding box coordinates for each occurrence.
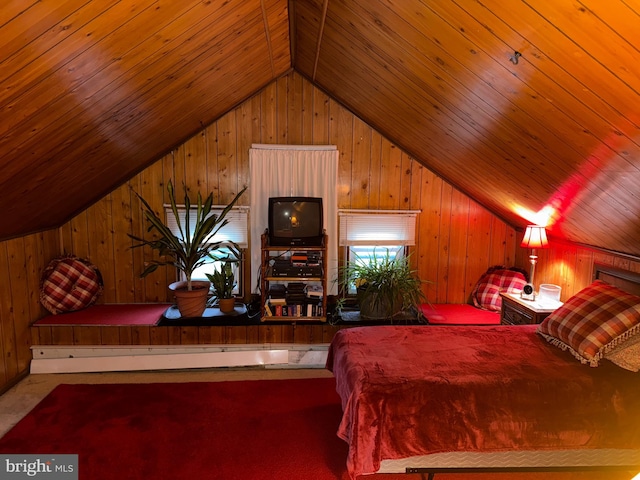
[0,378,633,480]
[34,303,171,326]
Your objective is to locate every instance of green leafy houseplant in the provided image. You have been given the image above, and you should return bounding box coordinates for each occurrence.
[207,257,237,299]
[206,253,240,313]
[130,180,246,317]
[339,249,427,321]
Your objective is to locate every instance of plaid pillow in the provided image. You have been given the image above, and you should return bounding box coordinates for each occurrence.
[472,269,527,312]
[537,280,640,367]
[40,256,103,314]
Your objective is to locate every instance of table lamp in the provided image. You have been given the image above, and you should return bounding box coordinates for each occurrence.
[520,225,549,300]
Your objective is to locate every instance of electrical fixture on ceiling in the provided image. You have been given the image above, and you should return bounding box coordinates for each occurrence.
[509,51,522,65]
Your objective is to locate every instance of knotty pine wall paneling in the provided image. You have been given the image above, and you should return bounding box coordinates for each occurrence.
[42,72,514,349]
[0,230,58,392]
[515,239,640,303]
[136,159,169,302]
[43,69,637,347]
[57,71,516,310]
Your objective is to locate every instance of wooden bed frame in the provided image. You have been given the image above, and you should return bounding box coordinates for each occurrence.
[594,262,640,296]
[373,262,640,479]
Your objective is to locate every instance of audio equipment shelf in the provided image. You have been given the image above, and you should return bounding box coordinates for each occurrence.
[260,232,328,322]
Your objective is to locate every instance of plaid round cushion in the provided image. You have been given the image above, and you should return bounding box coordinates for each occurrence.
[537,280,640,367]
[472,268,527,312]
[40,256,103,314]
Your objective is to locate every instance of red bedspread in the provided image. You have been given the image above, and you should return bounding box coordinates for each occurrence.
[420,303,499,325]
[326,325,640,478]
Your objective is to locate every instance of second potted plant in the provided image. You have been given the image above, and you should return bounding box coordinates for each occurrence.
[339,248,426,321]
[206,253,240,314]
[130,180,246,318]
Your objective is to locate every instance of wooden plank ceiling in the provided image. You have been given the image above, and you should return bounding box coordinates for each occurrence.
[0,0,290,238]
[292,0,640,257]
[1,0,639,258]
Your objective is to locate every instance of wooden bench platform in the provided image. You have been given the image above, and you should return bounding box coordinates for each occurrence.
[31,303,345,347]
[31,303,498,347]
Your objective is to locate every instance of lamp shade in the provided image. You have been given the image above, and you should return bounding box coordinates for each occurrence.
[521,225,549,249]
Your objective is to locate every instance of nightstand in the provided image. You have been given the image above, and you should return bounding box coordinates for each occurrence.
[500,292,562,325]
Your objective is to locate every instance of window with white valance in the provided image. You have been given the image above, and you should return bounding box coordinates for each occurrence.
[339,210,420,293]
[338,210,419,246]
[164,206,249,248]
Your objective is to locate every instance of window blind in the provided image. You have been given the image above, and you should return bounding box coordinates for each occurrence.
[338,210,418,246]
[164,206,249,248]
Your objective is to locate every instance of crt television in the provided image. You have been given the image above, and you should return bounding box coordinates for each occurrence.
[268,197,324,246]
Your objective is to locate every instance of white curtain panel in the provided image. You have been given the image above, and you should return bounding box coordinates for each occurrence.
[249,144,338,295]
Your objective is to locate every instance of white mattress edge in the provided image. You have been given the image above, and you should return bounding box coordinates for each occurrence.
[377,449,640,473]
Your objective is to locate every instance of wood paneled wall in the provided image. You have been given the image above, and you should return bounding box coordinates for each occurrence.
[516,239,640,303]
[0,230,58,391]
[3,71,639,393]
[58,71,518,306]
[54,71,640,305]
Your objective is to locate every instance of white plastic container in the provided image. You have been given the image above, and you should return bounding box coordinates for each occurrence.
[539,284,561,303]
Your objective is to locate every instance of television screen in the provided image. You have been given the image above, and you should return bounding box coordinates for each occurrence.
[268,197,323,246]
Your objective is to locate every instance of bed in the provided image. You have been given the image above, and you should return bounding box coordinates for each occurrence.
[326,263,640,479]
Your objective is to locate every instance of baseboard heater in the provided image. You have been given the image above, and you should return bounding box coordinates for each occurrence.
[30,344,329,374]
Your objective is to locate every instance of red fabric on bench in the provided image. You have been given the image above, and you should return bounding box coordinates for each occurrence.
[34,304,171,326]
[420,303,500,325]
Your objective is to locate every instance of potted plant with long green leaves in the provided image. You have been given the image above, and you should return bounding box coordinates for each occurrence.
[130,180,246,318]
[206,249,241,314]
[339,248,427,321]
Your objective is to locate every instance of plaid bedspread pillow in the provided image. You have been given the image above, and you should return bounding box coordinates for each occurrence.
[537,280,640,366]
[40,255,103,314]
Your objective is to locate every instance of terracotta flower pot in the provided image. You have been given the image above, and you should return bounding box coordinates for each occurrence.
[218,297,236,314]
[169,281,210,318]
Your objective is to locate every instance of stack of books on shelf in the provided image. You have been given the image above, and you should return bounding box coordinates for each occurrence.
[285,282,306,317]
[264,284,286,316]
[263,282,324,318]
[305,284,324,316]
[267,297,287,316]
[305,302,323,317]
